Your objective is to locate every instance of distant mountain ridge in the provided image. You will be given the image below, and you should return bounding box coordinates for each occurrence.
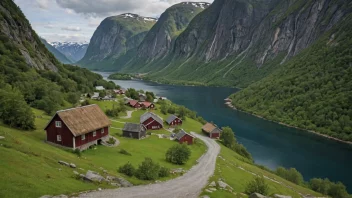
[49,41,89,63]
[40,38,72,64]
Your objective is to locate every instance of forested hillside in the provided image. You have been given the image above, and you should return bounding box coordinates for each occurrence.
[0,0,116,130]
[231,15,352,141]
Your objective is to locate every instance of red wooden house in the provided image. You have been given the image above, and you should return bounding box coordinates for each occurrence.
[140,112,163,130]
[202,122,222,139]
[175,130,195,145]
[114,88,126,95]
[127,100,141,108]
[140,102,155,109]
[44,105,111,151]
[166,115,182,126]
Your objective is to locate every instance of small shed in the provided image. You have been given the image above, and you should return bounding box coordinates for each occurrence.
[202,122,222,139]
[44,105,111,151]
[166,115,182,126]
[122,123,146,139]
[140,112,163,130]
[175,130,194,145]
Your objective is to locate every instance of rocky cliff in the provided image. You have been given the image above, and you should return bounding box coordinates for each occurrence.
[115,0,350,87]
[79,13,156,69]
[0,0,58,71]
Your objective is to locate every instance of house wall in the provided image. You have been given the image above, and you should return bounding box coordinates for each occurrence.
[210,132,220,139]
[46,115,74,148]
[122,129,146,139]
[180,134,193,145]
[169,118,182,126]
[75,126,109,147]
[143,117,163,130]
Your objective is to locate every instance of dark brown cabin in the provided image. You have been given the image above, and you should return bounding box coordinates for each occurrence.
[122,123,147,139]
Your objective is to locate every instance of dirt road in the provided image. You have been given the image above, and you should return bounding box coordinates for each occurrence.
[79,133,220,198]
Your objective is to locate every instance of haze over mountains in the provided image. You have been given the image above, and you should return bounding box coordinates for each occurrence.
[50,41,89,63]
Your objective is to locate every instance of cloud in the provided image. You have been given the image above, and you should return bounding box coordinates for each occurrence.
[56,0,213,17]
[43,24,55,29]
[61,26,81,31]
[36,0,50,9]
[40,33,90,43]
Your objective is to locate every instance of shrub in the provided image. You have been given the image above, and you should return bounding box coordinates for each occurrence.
[81,100,90,106]
[309,178,349,198]
[276,167,304,185]
[135,158,160,180]
[107,137,116,145]
[119,149,132,156]
[72,149,81,157]
[245,176,269,195]
[166,144,191,165]
[159,167,170,178]
[118,162,135,177]
[221,127,253,161]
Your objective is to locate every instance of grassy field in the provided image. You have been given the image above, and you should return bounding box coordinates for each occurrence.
[0,103,206,198]
[200,144,322,198]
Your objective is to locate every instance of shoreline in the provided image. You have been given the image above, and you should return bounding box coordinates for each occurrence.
[224,99,352,146]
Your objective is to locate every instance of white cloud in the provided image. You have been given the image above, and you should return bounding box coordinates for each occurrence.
[36,0,50,9]
[61,26,82,31]
[43,24,55,29]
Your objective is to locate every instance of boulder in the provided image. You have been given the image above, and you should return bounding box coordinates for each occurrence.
[201,196,210,198]
[209,188,217,191]
[217,181,228,189]
[205,189,213,193]
[84,170,106,183]
[273,195,292,198]
[209,181,216,187]
[58,161,69,166]
[116,177,133,187]
[0,136,5,140]
[70,163,76,168]
[249,193,268,198]
[73,171,79,175]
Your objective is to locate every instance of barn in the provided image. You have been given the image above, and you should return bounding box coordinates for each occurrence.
[175,130,195,145]
[122,123,146,139]
[140,112,163,130]
[128,100,141,108]
[44,105,111,151]
[140,102,155,109]
[202,122,222,139]
[166,115,182,126]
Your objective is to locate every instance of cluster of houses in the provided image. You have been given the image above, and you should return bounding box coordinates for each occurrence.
[45,104,222,151]
[90,86,127,101]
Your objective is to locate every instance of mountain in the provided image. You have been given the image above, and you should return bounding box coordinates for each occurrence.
[78,13,157,69]
[0,0,114,129]
[50,41,89,62]
[40,38,72,64]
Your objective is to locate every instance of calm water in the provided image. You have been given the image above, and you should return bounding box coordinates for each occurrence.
[98,72,352,192]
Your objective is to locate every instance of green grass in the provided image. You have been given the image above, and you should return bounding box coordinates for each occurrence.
[201,144,322,198]
[0,104,206,198]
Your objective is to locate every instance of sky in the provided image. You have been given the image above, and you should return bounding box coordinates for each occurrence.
[14,0,213,43]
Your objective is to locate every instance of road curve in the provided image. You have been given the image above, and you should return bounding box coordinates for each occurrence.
[79,133,220,198]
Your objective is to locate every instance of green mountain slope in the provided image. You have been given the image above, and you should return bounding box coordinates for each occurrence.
[0,0,115,129]
[78,13,156,70]
[231,15,352,141]
[40,38,72,64]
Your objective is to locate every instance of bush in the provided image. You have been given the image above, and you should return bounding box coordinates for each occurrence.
[107,137,116,145]
[119,149,132,156]
[72,149,81,157]
[118,162,135,177]
[309,178,349,198]
[166,144,191,165]
[159,167,170,178]
[135,158,160,180]
[81,100,90,106]
[221,127,253,161]
[245,176,269,195]
[276,167,304,185]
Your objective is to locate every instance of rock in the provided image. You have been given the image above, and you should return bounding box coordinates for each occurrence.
[58,161,69,166]
[116,177,133,187]
[98,188,102,191]
[273,195,292,198]
[208,181,216,187]
[79,174,85,178]
[249,193,268,198]
[201,196,210,198]
[209,188,217,191]
[103,170,108,174]
[73,171,79,175]
[205,189,213,193]
[217,181,228,189]
[0,136,5,140]
[70,163,76,168]
[83,170,106,183]
[52,195,68,198]
[110,183,121,187]
[78,168,84,171]
[170,168,184,174]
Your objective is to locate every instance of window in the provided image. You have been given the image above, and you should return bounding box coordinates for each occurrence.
[81,134,85,140]
[93,131,96,137]
[55,121,62,128]
[57,135,61,142]
[101,128,104,134]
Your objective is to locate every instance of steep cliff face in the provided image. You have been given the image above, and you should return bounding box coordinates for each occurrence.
[117,0,350,87]
[0,0,58,71]
[79,13,156,69]
[136,2,210,61]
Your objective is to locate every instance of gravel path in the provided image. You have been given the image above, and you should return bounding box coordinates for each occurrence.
[78,133,220,198]
[120,110,134,119]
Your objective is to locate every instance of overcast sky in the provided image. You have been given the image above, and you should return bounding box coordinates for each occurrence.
[14,0,213,43]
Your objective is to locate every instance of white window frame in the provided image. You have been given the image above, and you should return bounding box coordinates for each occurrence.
[93,131,96,137]
[55,121,62,128]
[57,135,62,142]
[81,134,86,140]
[101,128,104,134]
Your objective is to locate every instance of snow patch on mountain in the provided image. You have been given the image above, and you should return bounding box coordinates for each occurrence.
[49,41,89,62]
[182,2,211,9]
[120,13,157,22]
